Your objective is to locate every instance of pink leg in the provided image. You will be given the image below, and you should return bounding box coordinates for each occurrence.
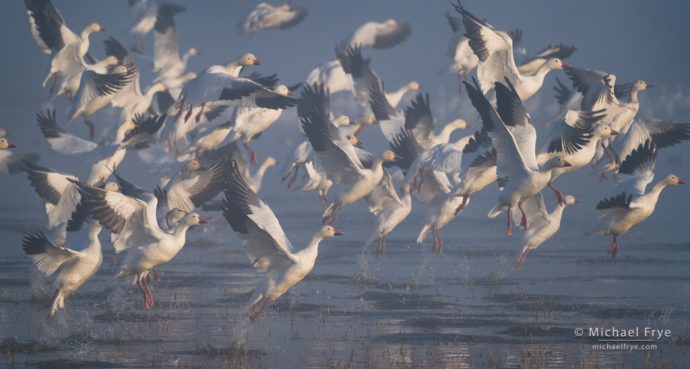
[319,193,329,209]
[514,251,528,268]
[608,235,620,257]
[432,228,443,254]
[518,201,528,229]
[506,207,513,237]
[84,119,96,140]
[243,141,257,165]
[547,182,565,204]
[141,275,154,310]
[244,297,269,322]
[184,107,194,123]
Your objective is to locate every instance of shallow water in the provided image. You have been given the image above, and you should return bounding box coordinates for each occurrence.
[2,185,689,369]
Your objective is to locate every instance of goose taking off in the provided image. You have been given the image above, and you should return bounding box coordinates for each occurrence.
[453,3,569,101]
[464,78,571,236]
[238,2,309,37]
[587,140,685,256]
[24,0,105,94]
[77,183,208,309]
[222,160,342,322]
[514,193,578,267]
[22,221,103,318]
[168,53,298,123]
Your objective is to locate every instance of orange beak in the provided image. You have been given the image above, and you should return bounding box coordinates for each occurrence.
[198,216,209,224]
[7,140,17,148]
[561,61,571,68]
[253,59,261,66]
[333,229,344,236]
[678,178,686,185]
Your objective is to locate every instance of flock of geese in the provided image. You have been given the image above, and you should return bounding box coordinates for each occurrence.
[3,1,688,321]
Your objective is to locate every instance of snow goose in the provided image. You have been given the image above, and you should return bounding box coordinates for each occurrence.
[416,192,467,254]
[22,221,103,318]
[335,43,382,114]
[222,160,342,322]
[0,137,37,174]
[453,3,568,101]
[464,78,571,236]
[598,120,690,177]
[513,193,578,267]
[366,177,412,255]
[452,148,498,214]
[221,142,277,193]
[517,43,577,76]
[565,67,652,135]
[152,3,198,81]
[445,12,524,81]
[587,140,685,256]
[77,183,208,309]
[24,158,121,243]
[348,19,411,49]
[384,81,422,109]
[169,53,298,123]
[537,110,614,202]
[67,62,135,139]
[300,87,399,224]
[38,110,165,185]
[106,38,168,122]
[238,2,308,37]
[24,0,105,92]
[305,60,354,96]
[229,84,291,163]
[121,158,226,213]
[300,161,334,208]
[127,0,158,50]
[369,82,469,149]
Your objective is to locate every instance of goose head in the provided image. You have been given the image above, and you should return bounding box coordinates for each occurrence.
[103,55,119,66]
[542,156,572,171]
[186,159,204,172]
[663,174,686,186]
[632,80,653,92]
[166,208,187,229]
[447,118,470,130]
[319,225,343,238]
[186,47,200,58]
[274,84,290,96]
[263,156,278,168]
[380,149,400,162]
[347,135,362,148]
[563,195,579,206]
[333,115,352,126]
[0,138,17,149]
[184,212,209,227]
[238,53,261,67]
[103,182,121,192]
[407,81,422,91]
[85,23,105,34]
[593,124,618,138]
[545,58,570,70]
[359,114,377,125]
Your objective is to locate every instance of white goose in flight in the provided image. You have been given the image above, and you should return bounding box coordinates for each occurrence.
[77,183,208,309]
[464,78,571,236]
[238,2,309,37]
[222,160,342,322]
[514,193,578,267]
[587,140,685,256]
[300,84,399,224]
[22,221,103,318]
[168,53,298,123]
[24,0,105,94]
[453,3,568,101]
